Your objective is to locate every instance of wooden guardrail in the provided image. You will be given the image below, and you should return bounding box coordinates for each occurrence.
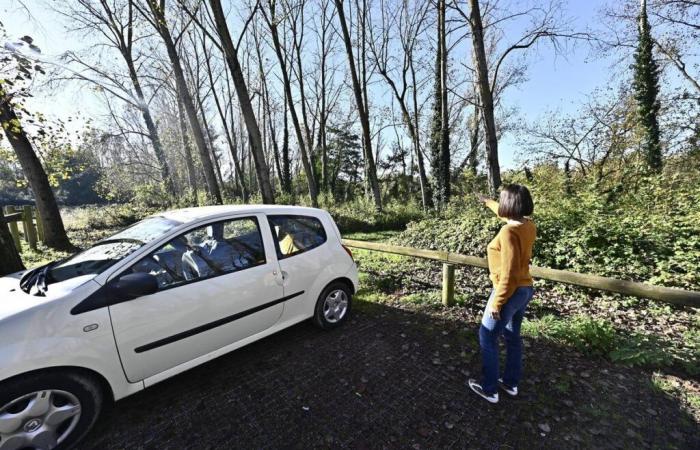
[341,239,700,308]
[1,205,44,251]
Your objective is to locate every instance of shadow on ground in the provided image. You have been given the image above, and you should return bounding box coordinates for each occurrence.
[79,299,698,449]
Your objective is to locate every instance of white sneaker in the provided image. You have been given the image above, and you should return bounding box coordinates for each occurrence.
[498,378,518,396]
[468,379,499,403]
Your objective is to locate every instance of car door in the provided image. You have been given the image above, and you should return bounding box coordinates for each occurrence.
[267,214,333,322]
[109,214,285,382]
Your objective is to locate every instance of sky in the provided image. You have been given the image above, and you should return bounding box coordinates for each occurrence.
[2,0,629,170]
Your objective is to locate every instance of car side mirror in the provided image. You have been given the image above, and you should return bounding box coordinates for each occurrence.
[113,272,159,300]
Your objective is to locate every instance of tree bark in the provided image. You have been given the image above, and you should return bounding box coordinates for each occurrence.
[439,0,450,202]
[209,0,275,204]
[124,56,174,200]
[144,0,222,204]
[204,41,248,202]
[334,0,382,212]
[281,94,292,194]
[262,0,318,206]
[0,210,24,275]
[177,96,199,205]
[469,0,501,195]
[0,90,73,251]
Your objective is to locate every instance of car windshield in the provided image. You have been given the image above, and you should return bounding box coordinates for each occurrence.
[20,217,183,293]
[51,216,182,281]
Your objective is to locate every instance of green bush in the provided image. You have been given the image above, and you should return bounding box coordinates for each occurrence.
[522,315,699,375]
[323,197,425,233]
[393,161,700,290]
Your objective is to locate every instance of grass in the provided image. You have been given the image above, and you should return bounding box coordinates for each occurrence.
[521,314,699,376]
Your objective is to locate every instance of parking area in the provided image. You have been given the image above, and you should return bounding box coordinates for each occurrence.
[80,300,698,449]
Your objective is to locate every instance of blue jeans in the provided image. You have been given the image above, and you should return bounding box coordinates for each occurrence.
[479,286,534,395]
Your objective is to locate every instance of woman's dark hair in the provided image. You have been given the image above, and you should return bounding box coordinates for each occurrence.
[498,184,534,218]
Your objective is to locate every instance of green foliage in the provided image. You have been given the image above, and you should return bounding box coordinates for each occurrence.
[632,5,663,171]
[522,314,699,375]
[322,196,424,233]
[396,157,700,290]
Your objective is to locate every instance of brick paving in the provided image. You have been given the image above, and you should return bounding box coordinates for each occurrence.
[80,300,699,449]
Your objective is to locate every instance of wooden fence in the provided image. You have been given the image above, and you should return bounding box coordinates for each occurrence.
[341,239,700,308]
[1,205,44,251]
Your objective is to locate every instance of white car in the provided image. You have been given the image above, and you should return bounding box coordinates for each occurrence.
[0,205,358,450]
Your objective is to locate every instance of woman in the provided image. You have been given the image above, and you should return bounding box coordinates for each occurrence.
[469,184,536,404]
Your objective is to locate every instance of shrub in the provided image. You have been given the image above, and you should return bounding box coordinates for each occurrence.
[393,163,700,290]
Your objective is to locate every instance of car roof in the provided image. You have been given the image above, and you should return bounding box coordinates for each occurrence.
[156,204,328,224]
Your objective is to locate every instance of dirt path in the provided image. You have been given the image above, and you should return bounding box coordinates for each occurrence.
[79,298,697,449]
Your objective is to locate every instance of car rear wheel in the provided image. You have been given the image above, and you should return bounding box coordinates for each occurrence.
[0,371,104,450]
[313,281,352,329]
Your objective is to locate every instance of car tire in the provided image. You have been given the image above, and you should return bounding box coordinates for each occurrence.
[0,370,104,450]
[313,281,352,330]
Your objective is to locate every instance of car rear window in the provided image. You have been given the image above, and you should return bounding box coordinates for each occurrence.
[268,215,327,259]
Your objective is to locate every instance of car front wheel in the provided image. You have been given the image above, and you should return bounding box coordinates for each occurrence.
[0,371,104,450]
[313,281,352,329]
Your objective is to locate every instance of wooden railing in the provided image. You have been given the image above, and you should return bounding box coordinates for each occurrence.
[1,205,44,251]
[341,239,700,308]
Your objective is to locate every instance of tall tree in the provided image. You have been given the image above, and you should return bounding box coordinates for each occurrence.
[368,0,431,210]
[0,36,73,251]
[468,0,501,195]
[137,0,222,204]
[261,0,318,206]
[63,0,175,201]
[208,0,276,204]
[633,0,663,171]
[429,0,450,207]
[334,0,382,212]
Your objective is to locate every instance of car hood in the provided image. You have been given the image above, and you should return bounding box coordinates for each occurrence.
[0,271,98,321]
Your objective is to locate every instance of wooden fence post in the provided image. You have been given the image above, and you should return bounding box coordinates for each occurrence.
[34,206,45,243]
[4,206,22,252]
[23,205,37,250]
[442,263,455,306]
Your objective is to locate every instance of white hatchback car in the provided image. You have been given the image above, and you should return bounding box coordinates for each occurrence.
[0,205,358,449]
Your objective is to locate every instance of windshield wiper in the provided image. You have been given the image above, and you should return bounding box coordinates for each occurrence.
[94,238,146,246]
[19,260,60,295]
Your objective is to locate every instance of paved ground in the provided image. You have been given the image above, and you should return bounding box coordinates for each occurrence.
[80,299,698,449]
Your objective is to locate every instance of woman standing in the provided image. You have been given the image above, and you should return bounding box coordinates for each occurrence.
[469,184,536,403]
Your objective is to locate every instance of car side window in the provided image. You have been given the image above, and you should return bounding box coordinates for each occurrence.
[268,215,327,259]
[126,217,266,289]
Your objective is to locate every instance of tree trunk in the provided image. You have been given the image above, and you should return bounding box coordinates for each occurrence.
[262,0,318,206]
[209,0,276,204]
[334,0,382,212]
[145,0,222,204]
[0,90,73,251]
[469,0,501,195]
[291,6,319,192]
[282,94,292,194]
[205,44,248,202]
[124,58,174,200]
[0,210,24,275]
[468,103,480,175]
[439,0,450,203]
[409,57,431,210]
[177,96,199,206]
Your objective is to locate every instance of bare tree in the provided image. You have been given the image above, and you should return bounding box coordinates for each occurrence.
[207,0,276,204]
[60,0,177,200]
[136,0,222,203]
[334,0,382,212]
[453,0,588,195]
[368,0,432,209]
[261,0,318,206]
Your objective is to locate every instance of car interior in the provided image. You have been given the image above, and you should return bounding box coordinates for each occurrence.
[130,219,265,287]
